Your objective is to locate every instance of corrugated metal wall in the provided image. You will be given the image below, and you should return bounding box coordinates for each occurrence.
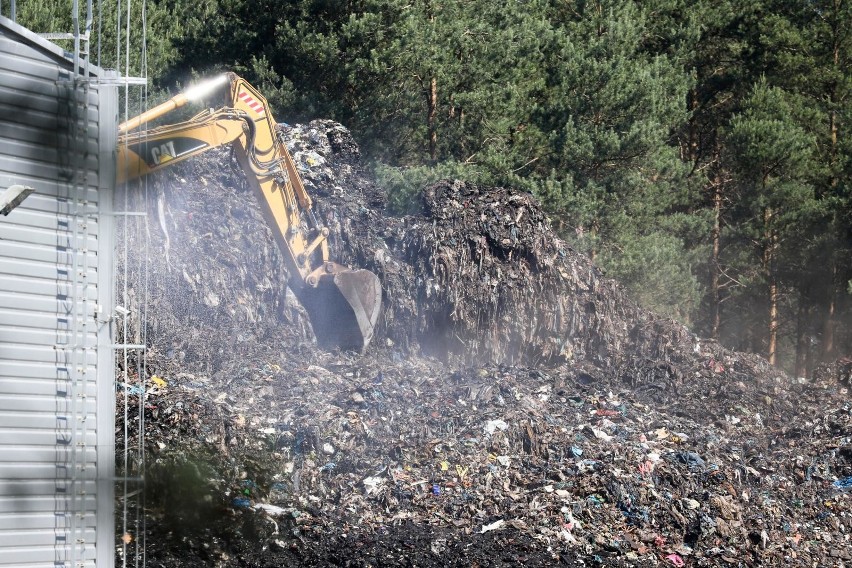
[0,16,115,568]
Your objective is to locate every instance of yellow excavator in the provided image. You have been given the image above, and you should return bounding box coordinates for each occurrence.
[116,72,382,352]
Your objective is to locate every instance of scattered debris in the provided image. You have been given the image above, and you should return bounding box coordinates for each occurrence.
[117,120,852,567]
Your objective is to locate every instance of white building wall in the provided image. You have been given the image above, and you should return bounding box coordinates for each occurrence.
[0,15,116,568]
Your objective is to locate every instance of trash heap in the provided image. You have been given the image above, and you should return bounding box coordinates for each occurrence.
[117,121,852,567]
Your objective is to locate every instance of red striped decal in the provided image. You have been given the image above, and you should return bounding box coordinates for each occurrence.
[238,91,266,116]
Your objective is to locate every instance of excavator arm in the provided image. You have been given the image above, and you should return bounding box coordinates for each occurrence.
[117,73,382,352]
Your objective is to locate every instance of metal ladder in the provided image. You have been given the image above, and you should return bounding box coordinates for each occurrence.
[53,2,95,565]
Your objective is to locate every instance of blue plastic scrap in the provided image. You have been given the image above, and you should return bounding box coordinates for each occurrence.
[833,477,852,489]
[232,497,251,508]
[675,451,706,472]
[115,382,145,396]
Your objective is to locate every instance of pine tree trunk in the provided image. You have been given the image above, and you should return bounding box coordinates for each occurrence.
[819,108,839,361]
[820,25,841,363]
[795,295,809,378]
[687,89,700,162]
[710,181,722,339]
[428,76,437,162]
[589,220,599,264]
[764,206,778,366]
[767,276,779,366]
[822,263,837,361]
[831,32,839,188]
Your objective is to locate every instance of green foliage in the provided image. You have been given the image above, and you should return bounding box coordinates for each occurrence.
[599,232,703,323]
[724,81,817,276]
[375,161,490,215]
[530,1,693,250]
[233,55,296,114]
[726,81,814,187]
[12,0,852,372]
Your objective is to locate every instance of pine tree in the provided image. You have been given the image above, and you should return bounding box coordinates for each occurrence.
[761,0,852,368]
[664,0,764,341]
[725,80,817,365]
[526,0,698,319]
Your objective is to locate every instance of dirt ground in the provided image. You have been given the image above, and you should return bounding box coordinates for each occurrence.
[115,121,852,567]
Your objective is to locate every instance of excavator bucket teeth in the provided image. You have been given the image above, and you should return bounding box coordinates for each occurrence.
[301,269,382,352]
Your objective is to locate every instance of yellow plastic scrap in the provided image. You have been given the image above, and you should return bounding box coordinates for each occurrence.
[150,375,167,388]
[439,460,450,472]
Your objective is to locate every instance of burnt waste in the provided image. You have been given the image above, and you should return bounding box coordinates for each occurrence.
[115,120,852,567]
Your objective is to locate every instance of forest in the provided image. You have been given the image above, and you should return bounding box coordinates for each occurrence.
[16,0,852,376]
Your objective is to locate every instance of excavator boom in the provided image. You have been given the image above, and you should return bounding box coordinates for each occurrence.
[117,73,381,351]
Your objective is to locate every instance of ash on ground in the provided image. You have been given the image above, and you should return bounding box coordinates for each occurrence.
[116,121,852,567]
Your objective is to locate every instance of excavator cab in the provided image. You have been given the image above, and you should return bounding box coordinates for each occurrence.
[117,73,382,352]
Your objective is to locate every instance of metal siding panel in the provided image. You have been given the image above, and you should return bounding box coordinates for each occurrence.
[0,563,95,568]
[0,279,91,306]
[0,133,100,168]
[0,58,61,93]
[0,289,97,318]
[2,216,101,242]
[0,181,100,206]
[0,550,96,566]
[0,550,96,567]
[0,413,95,430]
[0,223,99,250]
[0,190,99,215]
[0,207,99,233]
[0,92,66,135]
[0,258,96,282]
[0,276,99,301]
[0,343,95,365]
[0,96,99,129]
[0,51,102,109]
[0,128,100,165]
[0,68,62,98]
[0,360,96,380]
[0,513,97,531]
[0,446,98,465]
[0,326,97,348]
[0,49,60,82]
[0,528,98,549]
[0,429,98,447]
[0,154,100,190]
[0,241,97,268]
[94,73,117,568]
[0,35,64,80]
[1,118,95,152]
[0,480,98,498]
[0,21,109,566]
[0,329,91,352]
[0,562,96,568]
[0,463,98,485]
[0,311,74,337]
[0,394,97,414]
[0,378,98,398]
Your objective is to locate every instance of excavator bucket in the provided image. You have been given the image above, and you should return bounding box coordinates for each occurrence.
[301,269,382,352]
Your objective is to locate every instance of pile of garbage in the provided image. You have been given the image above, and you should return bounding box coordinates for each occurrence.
[116,121,852,567]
